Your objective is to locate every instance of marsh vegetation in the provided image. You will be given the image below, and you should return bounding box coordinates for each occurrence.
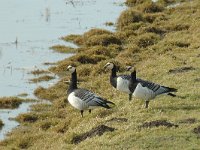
[0,97,34,109]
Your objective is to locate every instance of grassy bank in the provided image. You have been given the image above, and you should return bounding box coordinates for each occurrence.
[0,0,200,149]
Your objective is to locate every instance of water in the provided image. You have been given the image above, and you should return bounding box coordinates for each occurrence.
[0,102,33,140]
[0,0,126,140]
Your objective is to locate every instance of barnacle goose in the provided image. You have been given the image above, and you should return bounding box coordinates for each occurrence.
[129,68,177,108]
[104,62,133,101]
[67,65,115,117]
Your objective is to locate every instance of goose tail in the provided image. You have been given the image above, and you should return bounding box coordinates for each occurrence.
[165,87,177,97]
[168,87,178,92]
[102,100,115,109]
[167,93,176,97]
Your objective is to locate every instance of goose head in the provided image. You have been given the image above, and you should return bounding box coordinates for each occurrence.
[104,62,115,70]
[66,65,76,73]
[126,66,132,71]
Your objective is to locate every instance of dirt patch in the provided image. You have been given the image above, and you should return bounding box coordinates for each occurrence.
[71,125,115,144]
[168,66,195,74]
[179,118,196,124]
[106,117,128,123]
[139,120,178,128]
[194,78,200,82]
[193,126,200,136]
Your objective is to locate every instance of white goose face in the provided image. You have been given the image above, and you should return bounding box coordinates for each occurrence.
[67,65,76,73]
[126,66,132,71]
[104,62,114,70]
[126,66,136,72]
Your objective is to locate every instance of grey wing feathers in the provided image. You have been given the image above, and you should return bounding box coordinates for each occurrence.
[137,78,177,95]
[74,89,114,108]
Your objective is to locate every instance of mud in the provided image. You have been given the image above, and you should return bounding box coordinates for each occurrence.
[194,78,200,82]
[168,66,195,74]
[106,117,128,123]
[71,125,115,144]
[139,120,178,128]
[179,118,196,124]
[193,126,200,136]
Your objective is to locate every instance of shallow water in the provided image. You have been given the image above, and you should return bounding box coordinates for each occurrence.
[0,102,33,140]
[0,0,125,140]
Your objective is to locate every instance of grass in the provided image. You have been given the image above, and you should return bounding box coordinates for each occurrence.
[50,45,76,53]
[29,75,55,83]
[105,22,114,26]
[17,93,28,97]
[29,69,49,75]
[0,0,200,149]
[0,97,34,109]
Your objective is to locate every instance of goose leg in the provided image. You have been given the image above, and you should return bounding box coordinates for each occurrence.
[80,110,84,117]
[145,101,150,108]
[129,94,132,101]
[89,109,91,113]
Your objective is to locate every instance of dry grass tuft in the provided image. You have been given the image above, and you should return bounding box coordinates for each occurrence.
[139,2,165,13]
[135,32,160,48]
[125,0,151,7]
[16,113,39,123]
[117,9,144,30]
[29,75,55,83]
[29,69,49,75]
[50,45,76,53]
[85,34,122,46]
[0,97,23,109]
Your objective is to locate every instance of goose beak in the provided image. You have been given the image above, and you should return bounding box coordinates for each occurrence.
[103,64,109,70]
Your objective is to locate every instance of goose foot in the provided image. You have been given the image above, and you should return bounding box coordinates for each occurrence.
[145,101,150,108]
[80,110,84,117]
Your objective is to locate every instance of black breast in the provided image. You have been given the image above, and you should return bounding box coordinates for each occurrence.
[110,77,117,88]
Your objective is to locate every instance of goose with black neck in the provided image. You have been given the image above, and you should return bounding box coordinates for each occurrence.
[67,65,115,117]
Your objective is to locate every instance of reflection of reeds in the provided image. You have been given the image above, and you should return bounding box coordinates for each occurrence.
[3,62,13,75]
[15,37,18,45]
[0,49,2,58]
[45,7,50,22]
[66,0,75,7]
[15,37,18,48]
[0,119,4,129]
